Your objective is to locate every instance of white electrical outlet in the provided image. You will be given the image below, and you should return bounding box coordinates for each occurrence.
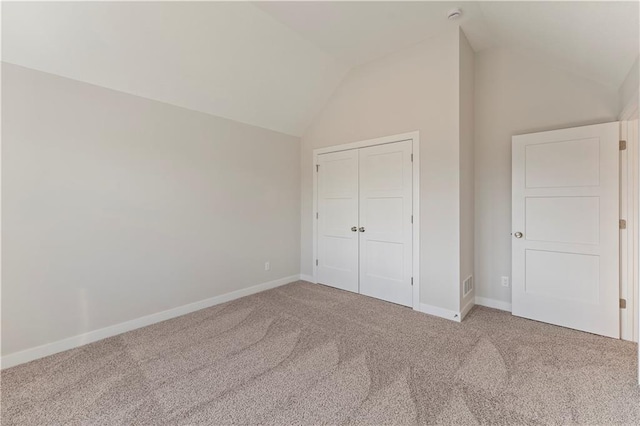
[264,261,270,271]
[501,276,509,287]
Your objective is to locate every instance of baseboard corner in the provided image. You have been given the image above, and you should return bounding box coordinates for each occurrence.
[299,274,315,283]
[475,296,512,312]
[460,298,475,321]
[418,303,461,322]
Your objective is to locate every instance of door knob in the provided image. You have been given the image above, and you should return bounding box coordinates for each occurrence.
[514,232,523,239]
[351,226,358,232]
[359,227,365,232]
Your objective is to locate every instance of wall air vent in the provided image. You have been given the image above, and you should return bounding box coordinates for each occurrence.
[463,275,474,297]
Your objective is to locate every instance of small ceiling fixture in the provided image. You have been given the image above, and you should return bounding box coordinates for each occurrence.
[447,8,462,20]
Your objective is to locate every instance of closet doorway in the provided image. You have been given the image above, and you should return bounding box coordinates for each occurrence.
[312,132,420,309]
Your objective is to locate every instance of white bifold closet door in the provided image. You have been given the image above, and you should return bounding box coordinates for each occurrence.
[317,140,413,307]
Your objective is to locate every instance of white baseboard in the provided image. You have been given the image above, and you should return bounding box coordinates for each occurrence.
[1,275,300,370]
[460,299,475,320]
[299,274,315,283]
[475,296,512,312]
[418,303,461,322]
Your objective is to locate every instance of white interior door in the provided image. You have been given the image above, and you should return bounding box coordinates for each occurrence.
[317,150,359,292]
[359,141,413,307]
[512,122,620,338]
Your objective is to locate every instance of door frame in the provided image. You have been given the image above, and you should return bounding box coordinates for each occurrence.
[311,131,421,311]
[618,88,639,384]
[619,93,639,345]
[620,119,638,343]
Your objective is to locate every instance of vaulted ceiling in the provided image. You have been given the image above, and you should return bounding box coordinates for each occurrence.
[1,2,349,136]
[256,1,639,91]
[3,2,638,137]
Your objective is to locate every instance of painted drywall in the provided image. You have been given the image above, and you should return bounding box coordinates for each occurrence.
[2,63,301,356]
[2,2,348,136]
[301,27,462,313]
[260,1,639,90]
[474,48,619,306]
[459,29,475,313]
[619,56,639,116]
[4,1,637,140]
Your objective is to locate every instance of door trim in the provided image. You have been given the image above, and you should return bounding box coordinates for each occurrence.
[312,131,420,311]
[620,119,638,343]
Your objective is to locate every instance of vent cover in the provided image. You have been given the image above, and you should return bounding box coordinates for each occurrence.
[463,275,474,297]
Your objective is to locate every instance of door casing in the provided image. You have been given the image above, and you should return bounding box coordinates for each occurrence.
[312,131,421,310]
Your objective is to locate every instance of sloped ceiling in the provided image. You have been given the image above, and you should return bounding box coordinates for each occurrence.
[255,2,492,67]
[477,1,639,90]
[1,2,348,136]
[257,1,639,90]
[3,2,638,136]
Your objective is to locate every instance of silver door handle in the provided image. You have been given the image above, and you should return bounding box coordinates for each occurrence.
[351,226,357,232]
[514,232,523,238]
[359,227,365,232]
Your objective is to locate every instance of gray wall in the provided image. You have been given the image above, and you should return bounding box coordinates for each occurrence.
[474,48,619,306]
[300,28,462,312]
[2,63,301,356]
[459,29,475,312]
[619,56,639,115]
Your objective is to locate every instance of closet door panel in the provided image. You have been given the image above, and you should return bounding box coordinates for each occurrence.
[317,150,359,292]
[358,141,413,306]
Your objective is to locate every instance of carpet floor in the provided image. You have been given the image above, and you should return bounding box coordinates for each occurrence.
[2,281,639,425]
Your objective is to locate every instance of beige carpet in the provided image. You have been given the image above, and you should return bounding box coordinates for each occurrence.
[2,281,639,425]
